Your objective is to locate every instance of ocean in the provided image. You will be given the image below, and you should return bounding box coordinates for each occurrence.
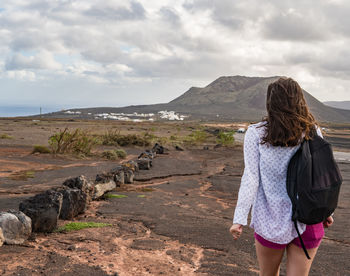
[0,106,59,117]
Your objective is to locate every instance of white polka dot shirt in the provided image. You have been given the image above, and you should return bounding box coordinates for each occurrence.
[233,121,323,244]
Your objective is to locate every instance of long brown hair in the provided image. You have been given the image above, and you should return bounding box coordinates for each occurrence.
[261,77,317,147]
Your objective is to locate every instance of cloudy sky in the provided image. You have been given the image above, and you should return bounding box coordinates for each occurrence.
[0,0,349,112]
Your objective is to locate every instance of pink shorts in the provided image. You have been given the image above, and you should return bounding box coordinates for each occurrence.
[254,223,324,250]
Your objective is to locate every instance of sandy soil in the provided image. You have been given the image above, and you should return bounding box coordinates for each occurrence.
[0,119,349,276]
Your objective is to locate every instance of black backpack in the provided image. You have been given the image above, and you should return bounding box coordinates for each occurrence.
[286,129,342,259]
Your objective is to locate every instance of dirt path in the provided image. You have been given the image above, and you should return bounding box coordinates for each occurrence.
[0,145,349,275]
[334,151,350,162]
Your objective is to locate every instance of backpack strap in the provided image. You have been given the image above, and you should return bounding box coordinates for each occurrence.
[294,221,311,259]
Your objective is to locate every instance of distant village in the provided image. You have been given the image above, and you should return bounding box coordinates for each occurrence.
[64,110,188,121]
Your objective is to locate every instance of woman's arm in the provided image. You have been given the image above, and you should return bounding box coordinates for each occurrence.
[232,126,261,226]
[323,215,334,228]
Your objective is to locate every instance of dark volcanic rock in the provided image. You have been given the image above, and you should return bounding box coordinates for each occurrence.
[107,164,135,184]
[152,143,164,154]
[137,159,151,170]
[121,160,139,172]
[0,210,32,244]
[114,170,125,186]
[144,157,153,167]
[96,172,114,183]
[63,175,94,203]
[175,145,184,151]
[138,151,155,159]
[124,169,134,184]
[19,190,63,232]
[108,166,127,186]
[55,187,87,220]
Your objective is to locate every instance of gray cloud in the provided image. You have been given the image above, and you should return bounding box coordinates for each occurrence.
[5,52,61,70]
[183,0,244,30]
[84,1,145,21]
[159,7,181,26]
[262,11,328,41]
[0,0,349,107]
[319,49,350,78]
[284,51,317,64]
[323,2,350,37]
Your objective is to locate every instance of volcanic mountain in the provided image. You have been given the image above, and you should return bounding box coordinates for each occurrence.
[324,101,350,110]
[45,76,350,122]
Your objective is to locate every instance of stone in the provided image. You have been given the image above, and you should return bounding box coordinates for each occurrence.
[106,166,125,186]
[122,160,139,172]
[138,151,155,159]
[67,245,76,251]
[205,128,220,136]
[0,228,4,247]
[146,149,156,158]
[175,145,184,151]
[152,143,164,154]
[114,170,125,186]
[124,169,134,184]
[55,187,87,220]
[110,165,124,174]
[63,175,94,202]
[137,158,151,170]
[147,157,153,167]
[95,172,114,183]
[93,181,117,200]
[19,190,63,232]
[0,210,32,244]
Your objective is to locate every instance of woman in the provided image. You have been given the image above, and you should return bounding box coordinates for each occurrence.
[229,77,334,276]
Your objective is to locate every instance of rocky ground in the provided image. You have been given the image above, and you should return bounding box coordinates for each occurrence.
[0,119,349,275]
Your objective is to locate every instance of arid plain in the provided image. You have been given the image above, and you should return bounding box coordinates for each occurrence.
[0,118,349,276]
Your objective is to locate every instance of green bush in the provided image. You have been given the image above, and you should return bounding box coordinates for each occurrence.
[101,130,153,147]
[49,128,98,156]
[142,131,157,142]
[0,133,13,139]
[115,149,127,158]
[102,149,127,160]
[101,130,120,146]
[101,150,118,160]
[216,131,235,146]
[184,130,208,145]
[9,170,35,180]
[32,145,51,154]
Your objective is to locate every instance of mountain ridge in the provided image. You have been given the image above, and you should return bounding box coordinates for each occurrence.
[41,76,350,123]
[324,101,350,110]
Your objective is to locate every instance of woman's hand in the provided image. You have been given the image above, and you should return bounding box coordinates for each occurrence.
[323,216,334,228]
[229,224,243,240]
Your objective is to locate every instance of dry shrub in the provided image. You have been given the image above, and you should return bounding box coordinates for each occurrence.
[216,131,235,146]
[32,145,51,154]
[183,130,208,145]
[9,170,35,180]
[101,130,154,147]
[102,149,127,160]
[49,128,97,156]
[0,133,13,139]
